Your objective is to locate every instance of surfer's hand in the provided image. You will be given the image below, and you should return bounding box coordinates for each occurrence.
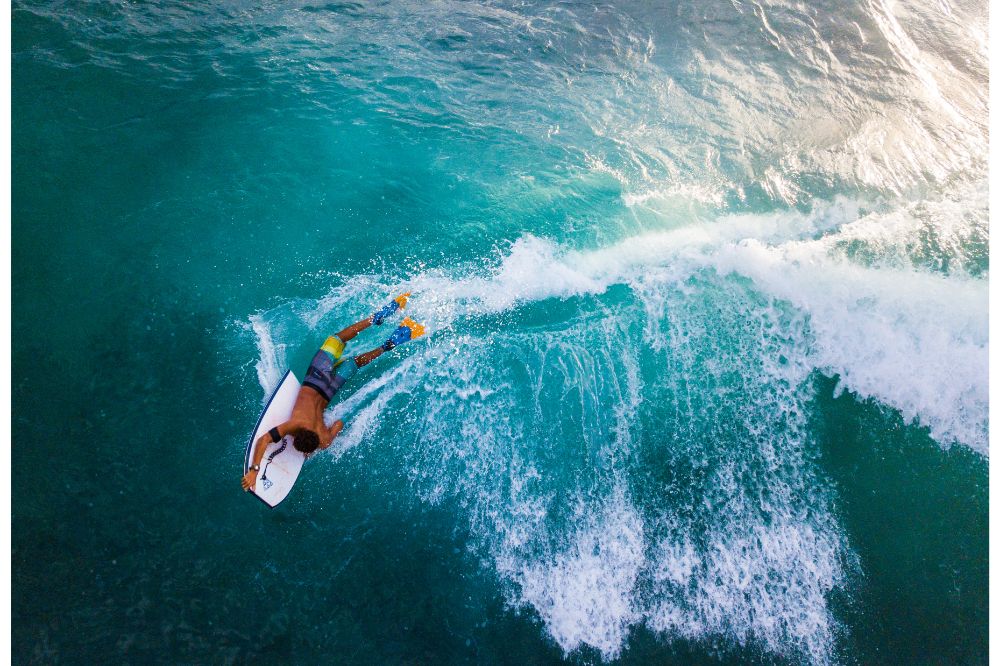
[319,420,344,451]
[241,469,258,492]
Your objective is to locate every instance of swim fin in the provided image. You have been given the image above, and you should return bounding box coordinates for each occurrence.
[382,317,426,350]
[371,292,411,325]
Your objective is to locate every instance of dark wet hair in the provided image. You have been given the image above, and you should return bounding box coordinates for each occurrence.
[290,428,320,454]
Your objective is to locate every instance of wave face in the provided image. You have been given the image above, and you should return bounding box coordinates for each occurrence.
[13,0,987,663]
[231,0,987,662]
[249,193,984,662]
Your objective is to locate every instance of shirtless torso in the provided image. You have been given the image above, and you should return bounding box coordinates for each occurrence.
[288,387,345,447]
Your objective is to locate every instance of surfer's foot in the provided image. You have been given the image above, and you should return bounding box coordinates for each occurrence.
[381,317,426,351]
[371,292,411,326]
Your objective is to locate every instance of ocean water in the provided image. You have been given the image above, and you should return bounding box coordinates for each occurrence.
[12,0,988,664]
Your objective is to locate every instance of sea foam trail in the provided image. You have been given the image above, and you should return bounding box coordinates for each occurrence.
[715,240,987,452]
[247,194,984,661]
[249,313,285,399]
[263,283,850,663]
[283,193,986,454]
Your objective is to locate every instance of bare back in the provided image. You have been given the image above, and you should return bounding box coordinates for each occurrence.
[288,386,340,448]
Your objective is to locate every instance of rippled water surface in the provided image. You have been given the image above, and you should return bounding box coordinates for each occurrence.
[13,0,988,663]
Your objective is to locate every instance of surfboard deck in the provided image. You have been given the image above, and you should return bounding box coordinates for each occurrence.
[244,370,305,507]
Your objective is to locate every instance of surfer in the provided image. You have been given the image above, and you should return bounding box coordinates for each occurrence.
[242,293,424,492]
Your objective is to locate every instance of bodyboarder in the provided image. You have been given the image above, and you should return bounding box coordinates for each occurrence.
[241,293,424,492]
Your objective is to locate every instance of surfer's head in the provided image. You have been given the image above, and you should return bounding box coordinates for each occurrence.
[290,427,320,454]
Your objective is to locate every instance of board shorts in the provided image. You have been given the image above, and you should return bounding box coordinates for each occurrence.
[302,335,359,402]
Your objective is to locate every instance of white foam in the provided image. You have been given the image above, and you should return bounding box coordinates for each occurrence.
[297,275,383,331]
[621,182,726,209]
[324,353,422,458]
[249,313,286,400]
[367,193,986,454]
[650,516,845,665]
[402,235,606,316]
[244,190,985,664]
[512,483,644,660]
[375,197,861,324]
[714,238,988,451]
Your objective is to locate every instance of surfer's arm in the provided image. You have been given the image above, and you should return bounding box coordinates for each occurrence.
[253,422,289,466]
[242,421,289,491]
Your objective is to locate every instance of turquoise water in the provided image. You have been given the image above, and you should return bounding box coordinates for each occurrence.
[13,1,988,664]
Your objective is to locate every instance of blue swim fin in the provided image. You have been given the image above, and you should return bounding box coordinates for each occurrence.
[382,317,426,350]
[371,292,411,325]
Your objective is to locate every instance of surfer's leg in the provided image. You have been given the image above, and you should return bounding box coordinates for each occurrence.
[371,292,411,325]
[335,293,411,343]
[335,317,371,343]
[314,312,420,395]
[354,317,427,368]
[354,346,384,369]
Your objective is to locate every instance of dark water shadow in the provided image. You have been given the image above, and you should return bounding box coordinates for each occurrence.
[810,374,987,665]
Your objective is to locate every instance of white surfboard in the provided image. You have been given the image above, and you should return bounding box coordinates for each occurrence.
[244,370,306,507]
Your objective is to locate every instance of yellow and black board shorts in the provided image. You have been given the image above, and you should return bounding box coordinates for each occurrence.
[302,335,359,401]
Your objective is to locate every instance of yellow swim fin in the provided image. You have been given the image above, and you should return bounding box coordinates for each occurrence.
[400,317,425,339]
[394,292,412,309]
